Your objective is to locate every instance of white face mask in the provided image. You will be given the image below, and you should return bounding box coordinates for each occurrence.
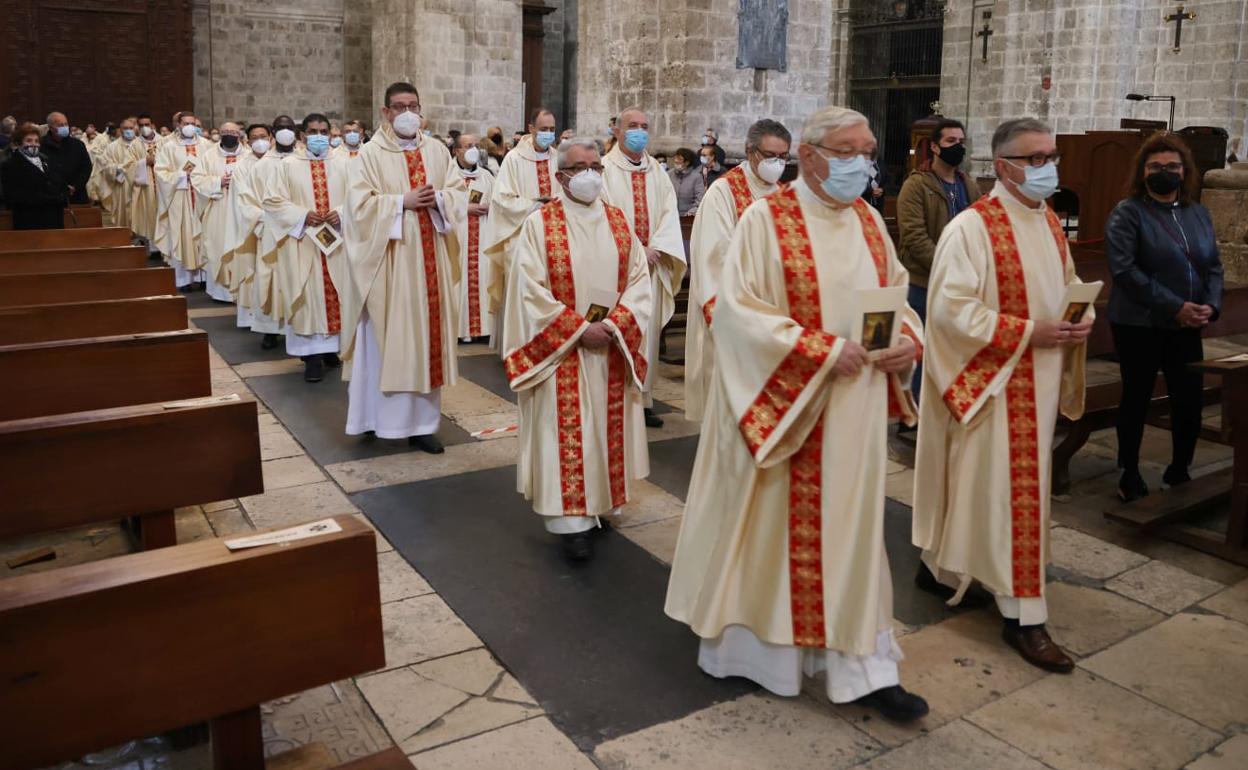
[275,128,296,147]
[566,169,603,203]
[250,138,271,156]
[757,157,786,185]
[464,147,480,166]
[392,111,422,138]
[141,125,154,138]
[180,124,196,139]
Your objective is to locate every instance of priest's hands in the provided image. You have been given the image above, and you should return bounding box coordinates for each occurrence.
[832,340,870,378]
[1067,318,1094,342]
[874,335,917,374]
[147,155,156,167]
[403,184,437,210]
[304,211,323,228]
[580,322,613,350]
[1176,302,1213,328]
[323,210,341,228]
[645,248,661,269]
[1032,319,1094,348]
[468,202,489,217]
[220,174,231,189]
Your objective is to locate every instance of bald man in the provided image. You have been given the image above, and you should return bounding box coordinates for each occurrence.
[40,111,92,204]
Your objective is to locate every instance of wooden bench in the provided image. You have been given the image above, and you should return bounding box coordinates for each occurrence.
[0,515,393,770]
[0,329,210,421]
[0,225,131,251]
[0,295,187,344]
[0,267,175,307]
[0,205,104,231]
[0,395,262,549]
[0,244,148,275]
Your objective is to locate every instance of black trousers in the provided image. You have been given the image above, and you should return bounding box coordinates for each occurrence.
[1111,323,1204,473]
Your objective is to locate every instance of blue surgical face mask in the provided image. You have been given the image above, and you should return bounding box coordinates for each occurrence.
[816,152,871,205]
[534,130,556,150]
[624,128,649,154]
[54,125,69,139]
[122,129,136,140]
[306,135,330,156]
[194,126,203,136]
[344,131,361,146]
[1013,161,1059,202]
[330,136,342,147]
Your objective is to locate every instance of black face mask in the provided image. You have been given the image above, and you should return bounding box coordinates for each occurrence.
[936,143,966,167]
[220,134,240,151]
[1145,170,1182,196]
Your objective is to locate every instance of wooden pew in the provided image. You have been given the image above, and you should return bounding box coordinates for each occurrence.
[0,267,175,308]
[0,515,396,770]
[0,329,210,421]
[0,244,147,275]
[0,205,104,231]
[0,295,187,344]
[0,225,131,251]
[0,395,262,549]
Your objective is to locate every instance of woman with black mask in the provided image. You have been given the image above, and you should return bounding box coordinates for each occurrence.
[1106,133,1223,501]
[1,122,68,229]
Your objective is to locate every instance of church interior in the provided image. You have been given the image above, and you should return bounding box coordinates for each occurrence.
[1,0,1247,769]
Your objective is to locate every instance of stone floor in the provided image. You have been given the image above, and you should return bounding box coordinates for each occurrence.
[12,300,1248,770]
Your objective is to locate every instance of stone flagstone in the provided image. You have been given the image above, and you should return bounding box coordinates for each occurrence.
[380,594,483,670]
[849,718,1050,770]
[239,481,359,530]
[1105,560,1224,614]
[410,716,595,770]
[261,455,328,490]
[377,550,434,604]
[1043,582,1164,657]
[326,438,520,493]
[1049,526,1150,580]
[1186,734,1248,770]
[1199,577,1248,625]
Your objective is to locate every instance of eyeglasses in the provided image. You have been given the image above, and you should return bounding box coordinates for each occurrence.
[753,149,790,162]
[1002,153,1062,167]
[1145,162,1183,174]
[560,163,605,174]
[387,103,422,114]
[810,143,872,161]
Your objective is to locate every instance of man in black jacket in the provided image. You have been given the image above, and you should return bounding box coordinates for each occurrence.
[41,111,92,204]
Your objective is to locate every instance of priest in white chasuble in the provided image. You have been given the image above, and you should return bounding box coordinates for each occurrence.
[601,108,686,428]
[503,138,653,562]
[912,118,1090,675]
[99,117,140,232]
[482,107,561,352]
[249,116,302,348]
[341,82,466,455]
[334,120,365,160]
[451,133,496,342]
[223,124,271,329]
[197,121,246,302]
[154,112,216,289]
[263,114,353,383]
[665,107,930,723]
[685,118,791,423]
[128,115,161,253]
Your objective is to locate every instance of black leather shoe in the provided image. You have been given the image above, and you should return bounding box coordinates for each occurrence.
[853,685,929,723]
[644,408,664,428]
[303,354,325,383]
[408,434,445,454]
[561,532,593,561]
[1117,469,1149,502]
[914,564,994,608]
[260,333,281,350]
[1162,465,1191,488]
[323,352,342,369]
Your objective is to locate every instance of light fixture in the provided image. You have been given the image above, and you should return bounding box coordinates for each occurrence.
[1125,93,1176,132]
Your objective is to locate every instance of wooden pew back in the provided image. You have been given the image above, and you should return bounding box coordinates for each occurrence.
[0,267,175,308]
[0,206,104,231]
[0,245,147,275]
[0,295,187,344]
[0,226,131,251]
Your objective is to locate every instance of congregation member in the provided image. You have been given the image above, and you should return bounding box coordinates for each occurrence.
[912,118,1091,674]
[684,119,790,423]
[341,82,466,454]
[503,137,652,562]
[1,121,67,230]
[602,108,685,428]
[154,112,215,289]
[264,113,351,382]
[224,124,274,330]
[451,133,496,342]
[41,111,92,204]
[98,117,139,231]
[199,121,246,302]
[249,115,301,348]
[667,148,704,217]
[1106,133,1223,501]
[666,105,927,722]
[699,143,725,189]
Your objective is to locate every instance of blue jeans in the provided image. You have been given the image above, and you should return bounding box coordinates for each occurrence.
[907,284,928,402]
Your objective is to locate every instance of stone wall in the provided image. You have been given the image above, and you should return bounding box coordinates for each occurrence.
[1204,162,1248,285]
[939,0,1248,177]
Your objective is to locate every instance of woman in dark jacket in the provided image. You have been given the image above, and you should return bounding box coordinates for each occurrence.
[1106,133,1223,501]
[668,148,704,216]
[1,122,67,230]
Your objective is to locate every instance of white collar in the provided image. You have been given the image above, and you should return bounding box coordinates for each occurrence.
[459,163,480,178]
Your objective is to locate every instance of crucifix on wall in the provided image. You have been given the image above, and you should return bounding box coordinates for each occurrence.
[1165,5,1195,53]
[976,11,993,63]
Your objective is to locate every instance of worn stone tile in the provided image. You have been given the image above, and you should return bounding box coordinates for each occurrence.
[831,610,1045,747]
[440,379,515,424]
[257,412,282,428]
[967,671,1221,770]
[1199,577,1248,625]
[259,429,306,461]
[451,409,518,438]
[402,693,542,755]
[1045,582,1164,656]
[174,505,216,543]
[884,466,915,507]
[455,343,497,358]
[1049,526,1150,580]
[261,680,392,763]
[235,359,305,378]
[377,549,434,603]
[205,506,253,537]
[493,673,538,706]
[410,716,593,770]
[413,649,502,697]
[849,719,1049,770]
[240,481,359,530]
[202,499,239,513]
[380,594,483,670]
[352,514,394,553]
[593,693,880,770]
[1105,560,1224,614]
[262,455,328,490]
[614,479,684,529]
[642,413,702,442]
[326,438,519,493]
[357,667,471,750]
[616,516,683,565]
[1081,612,1248,733]
[1186,734,1248,770]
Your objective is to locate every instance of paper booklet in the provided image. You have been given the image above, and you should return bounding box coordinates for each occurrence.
[850,285,908,359]
[1060,281,1104,324]
[584,287,619,324]
[307,223,343,256]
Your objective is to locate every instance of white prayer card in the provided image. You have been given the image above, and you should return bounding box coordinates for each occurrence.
[133,163,148,185]
[307,223,343,257]
[585,287,620,324]
[851,285,908,359]
[1060,280,1103,324]
[224,518,343,551]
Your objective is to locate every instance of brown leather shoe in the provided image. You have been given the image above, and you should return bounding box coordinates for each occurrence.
[1003,624,1075,674]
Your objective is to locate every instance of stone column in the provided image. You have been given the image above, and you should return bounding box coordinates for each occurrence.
[1204,162,1248,285]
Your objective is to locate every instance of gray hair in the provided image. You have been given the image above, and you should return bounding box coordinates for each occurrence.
[616,106,646,128]
[800,106,868,145]
[745,119,792,152]
[992,118,1052,158]
[557,136,601,169]
[46,111,65,125]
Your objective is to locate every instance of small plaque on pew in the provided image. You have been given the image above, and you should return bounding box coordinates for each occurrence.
[162,393,241,409]
[224,518,344,550]
[1218,353,1248,363]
